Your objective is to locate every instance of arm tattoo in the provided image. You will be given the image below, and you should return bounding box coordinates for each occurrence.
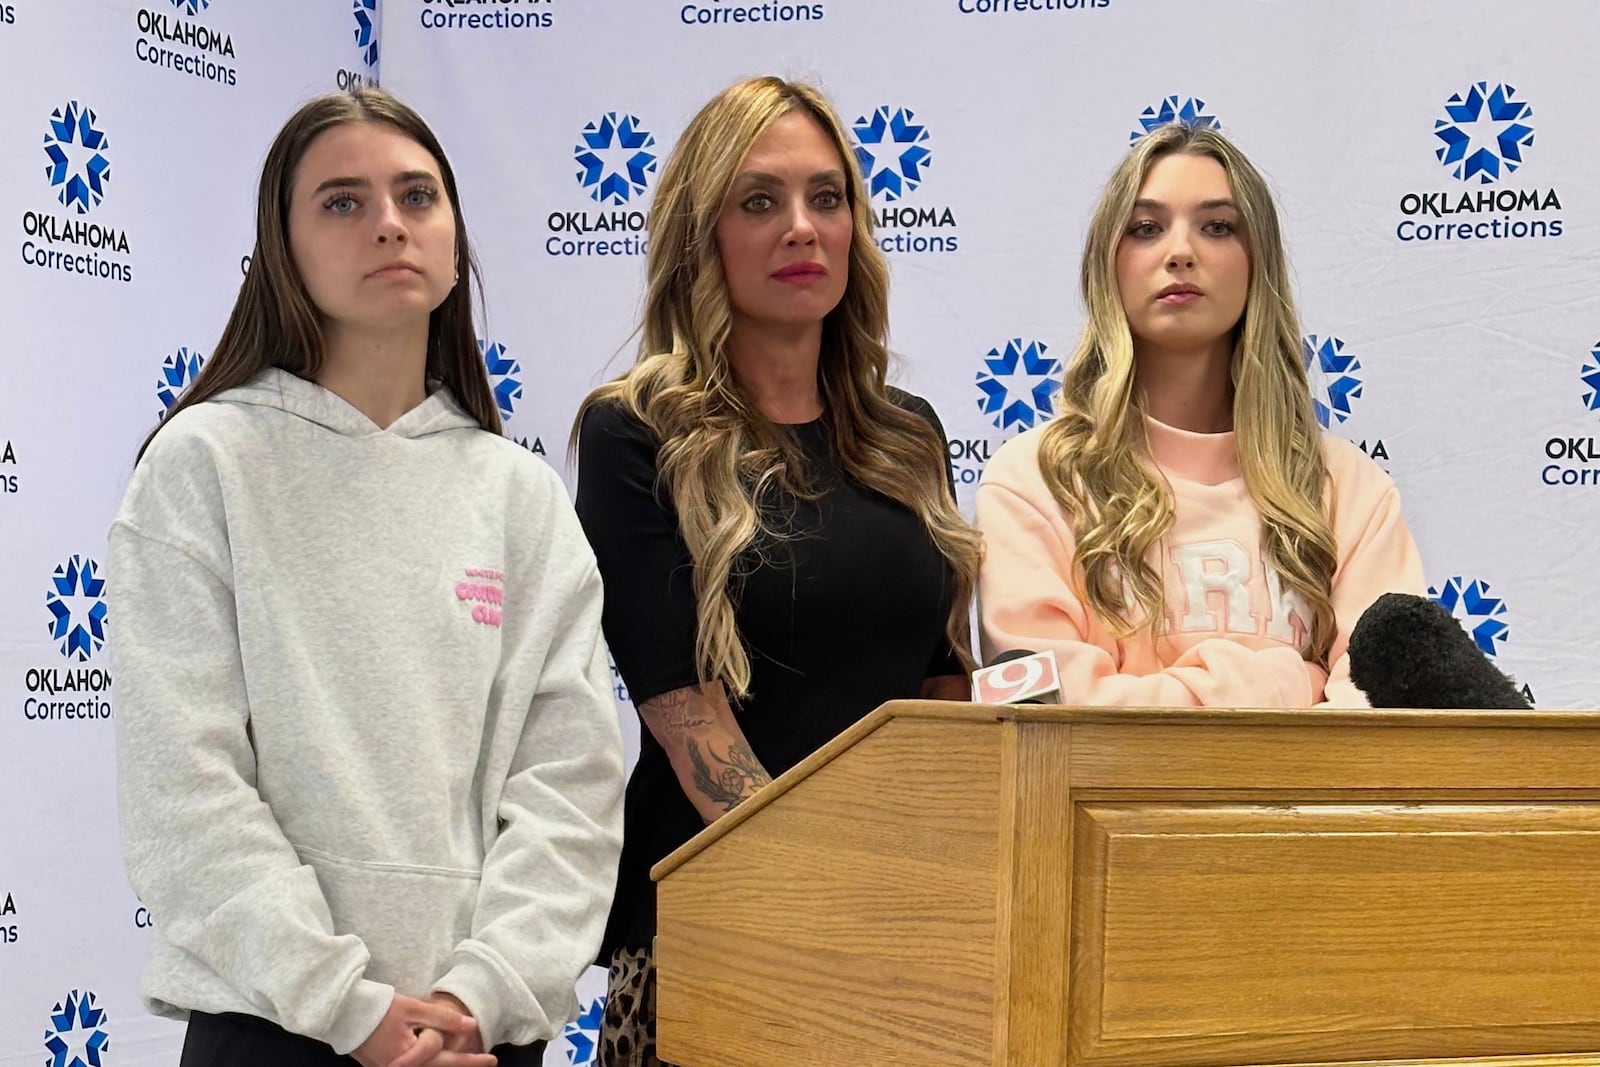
[686,739,773,812]
[642,689,715,736]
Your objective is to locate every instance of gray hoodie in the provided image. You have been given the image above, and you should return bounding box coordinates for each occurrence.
[107,368,624,1053]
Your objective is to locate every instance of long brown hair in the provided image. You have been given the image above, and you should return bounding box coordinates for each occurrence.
[139,87,497,460]
[574,76,982,697]
[1039,123,1338,665]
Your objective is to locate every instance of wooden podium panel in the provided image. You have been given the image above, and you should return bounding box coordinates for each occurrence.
[654,704,1600,1067]
[654,714,1008,1064]
[1071,801,1600,1066]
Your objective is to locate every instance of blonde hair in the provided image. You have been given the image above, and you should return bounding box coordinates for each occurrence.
[574,76,981,697]
[1038,123,1338,665]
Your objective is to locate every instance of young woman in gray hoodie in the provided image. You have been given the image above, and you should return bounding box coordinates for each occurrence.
[107,88,625,1067]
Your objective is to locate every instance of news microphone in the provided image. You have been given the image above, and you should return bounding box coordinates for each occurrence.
[971,648,1063,705]
[1347,592,1530,710]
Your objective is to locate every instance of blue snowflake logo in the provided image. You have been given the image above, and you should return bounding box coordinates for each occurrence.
[976,339,1063,431]
[1131,96,1221,142]
[1580,341,1600,419]
[1434,82,1534,184]
[558,996,604,1065]
[44,989,110,1067]
[157,347,206,417]
[1302,335,1363,428]
[170,0,209,13]
[574,114,657,206]
[480,340,523,419]
[851,106,931,203]
[46,556,107,663]
[353,0,379,69]
[1429,576,1509,657]
[43,102,111,216]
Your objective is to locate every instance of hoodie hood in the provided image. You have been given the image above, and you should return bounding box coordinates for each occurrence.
[215,367,479,439]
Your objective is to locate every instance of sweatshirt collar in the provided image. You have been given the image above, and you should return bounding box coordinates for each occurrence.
[221,368,477,439]
[1143,411,1241,485]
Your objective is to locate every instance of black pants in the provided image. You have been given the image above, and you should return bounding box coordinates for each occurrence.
[180,1010,547,1066]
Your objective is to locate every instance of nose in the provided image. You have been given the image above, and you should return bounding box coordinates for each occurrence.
[1165,221,1195,270]
[373,194,409,246]
[782,198,819,246]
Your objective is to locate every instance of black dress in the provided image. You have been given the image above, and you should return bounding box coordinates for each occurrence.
[574,390,965,959]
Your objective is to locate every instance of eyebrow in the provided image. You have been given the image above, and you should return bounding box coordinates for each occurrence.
[310,169,439,195]
[1131,197,1239,212]
[732,169,847,185]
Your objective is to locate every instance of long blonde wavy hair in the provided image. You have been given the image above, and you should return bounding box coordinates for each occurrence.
[574,76,982,697]
[1039,123,1339,665]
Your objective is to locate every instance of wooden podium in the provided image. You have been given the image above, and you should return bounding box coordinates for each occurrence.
[651,701,1600,1067]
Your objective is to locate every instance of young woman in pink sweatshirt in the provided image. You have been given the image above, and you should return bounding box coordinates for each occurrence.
[975,123,1424,708]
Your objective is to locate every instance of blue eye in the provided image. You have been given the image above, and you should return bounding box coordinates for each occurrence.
[403,185,439,207]
[324,193,358,215]
[1126,219,1160,238]
[813,188,843,209]
[742,192,773,212]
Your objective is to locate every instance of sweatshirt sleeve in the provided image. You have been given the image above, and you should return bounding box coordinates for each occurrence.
[431,488,625,1049]
[109,516,393,1054]
[1318,474,1428,708]
[975,442,1323,709]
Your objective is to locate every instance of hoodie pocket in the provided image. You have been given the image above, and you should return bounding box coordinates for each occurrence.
[296,845,481,995]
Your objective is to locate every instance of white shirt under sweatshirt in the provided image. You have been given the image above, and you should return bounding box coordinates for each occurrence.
[108,368,625,1053]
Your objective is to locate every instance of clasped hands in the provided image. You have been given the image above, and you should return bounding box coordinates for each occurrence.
[353,991,498,1067]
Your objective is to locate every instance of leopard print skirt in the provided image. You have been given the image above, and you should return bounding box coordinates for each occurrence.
[600,946,677,1067]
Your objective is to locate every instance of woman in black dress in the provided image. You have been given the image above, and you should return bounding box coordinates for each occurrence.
[572,75,982,1067]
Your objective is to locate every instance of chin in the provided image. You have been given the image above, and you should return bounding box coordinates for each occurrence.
[343,303,438,335]
[1136,320,1228,349]
[755,305,833,328]
[379,291,449,318]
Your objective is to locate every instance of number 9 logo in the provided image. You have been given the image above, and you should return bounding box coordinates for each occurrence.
[971,651,1059,704]
[991,658,1043,699]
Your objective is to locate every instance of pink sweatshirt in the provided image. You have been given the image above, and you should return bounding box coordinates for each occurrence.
[975,415,1425,708]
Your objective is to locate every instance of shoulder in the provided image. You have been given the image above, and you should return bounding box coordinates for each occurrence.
[884,386,944,434]
[575,396,665,501]
[130,397,264,498]
[1319,432,1410,549]
[478,430,564,484]
[116,402,256,551]
[144,390,263,454]
[982,423,1049,488]
[1321,432,1399,506]
[138,368,313,471]
[574,396,669,519]
[974,425,1073,547]
[885,385,934,419]
[578,395,658,452]
[975,425,1060,527]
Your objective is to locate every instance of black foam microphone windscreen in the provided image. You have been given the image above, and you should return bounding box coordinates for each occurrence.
[1347,592,1530,709]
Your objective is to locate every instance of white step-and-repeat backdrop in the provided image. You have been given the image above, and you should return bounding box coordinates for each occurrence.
[3,1,1598,1063]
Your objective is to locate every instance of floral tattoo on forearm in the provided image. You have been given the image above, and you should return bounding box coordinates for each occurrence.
[686,739,772,812]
